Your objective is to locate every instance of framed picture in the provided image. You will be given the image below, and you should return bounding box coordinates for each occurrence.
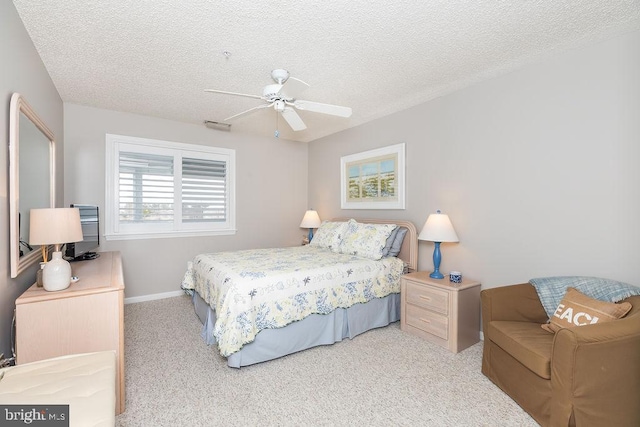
[340,143,405,210]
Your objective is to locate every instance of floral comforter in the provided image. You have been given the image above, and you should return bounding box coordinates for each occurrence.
[181,245,405,357]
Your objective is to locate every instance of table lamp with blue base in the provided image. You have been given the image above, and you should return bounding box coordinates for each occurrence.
[300,209,322,242]
[418,210,459,279]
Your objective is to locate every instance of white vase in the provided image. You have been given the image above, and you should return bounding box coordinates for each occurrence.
[42,251,72,292]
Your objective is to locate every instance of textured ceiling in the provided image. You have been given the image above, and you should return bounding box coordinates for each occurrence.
[13,0,640,142]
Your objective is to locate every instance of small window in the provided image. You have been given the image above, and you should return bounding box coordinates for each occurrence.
[105,134,236,240]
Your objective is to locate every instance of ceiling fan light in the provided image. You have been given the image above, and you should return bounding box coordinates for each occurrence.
[274,100,285,112]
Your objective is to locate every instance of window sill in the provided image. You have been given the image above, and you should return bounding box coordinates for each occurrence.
[104,229,237,241]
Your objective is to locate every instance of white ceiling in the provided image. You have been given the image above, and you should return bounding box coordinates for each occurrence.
[13,1,640,143]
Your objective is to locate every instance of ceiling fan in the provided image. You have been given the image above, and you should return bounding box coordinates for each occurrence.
[205,69,352,134]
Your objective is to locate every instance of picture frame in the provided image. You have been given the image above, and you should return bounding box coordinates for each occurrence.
[340,143,405,210]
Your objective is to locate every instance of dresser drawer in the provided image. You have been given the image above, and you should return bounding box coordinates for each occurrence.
[404,280,449,315]
[405,304,448,340]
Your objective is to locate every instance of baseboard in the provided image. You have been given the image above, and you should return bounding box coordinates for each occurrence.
[480,331,484,341]
[124,290,185,305]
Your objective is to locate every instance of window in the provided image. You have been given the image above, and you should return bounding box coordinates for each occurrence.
[105,134,235,240]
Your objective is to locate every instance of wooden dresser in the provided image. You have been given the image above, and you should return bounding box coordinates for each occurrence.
[15,251,125,414]
[400,271,481,353]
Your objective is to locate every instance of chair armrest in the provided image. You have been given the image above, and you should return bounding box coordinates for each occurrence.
[550,314,640,426]
[481,283,548,333]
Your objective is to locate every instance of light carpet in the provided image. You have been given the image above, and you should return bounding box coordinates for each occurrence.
[116,295,538,426]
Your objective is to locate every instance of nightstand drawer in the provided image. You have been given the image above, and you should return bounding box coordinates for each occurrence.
[404,281,449,315]
[405,304,448,340]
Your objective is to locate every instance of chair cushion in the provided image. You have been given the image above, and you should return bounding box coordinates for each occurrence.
[541,287,633,333]
[0,352,116,426]
[488,321,554,379]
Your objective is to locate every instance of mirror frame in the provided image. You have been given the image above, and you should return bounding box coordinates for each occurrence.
[9,93,56,278]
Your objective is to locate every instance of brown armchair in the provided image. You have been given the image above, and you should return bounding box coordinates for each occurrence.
[481,283,640,427]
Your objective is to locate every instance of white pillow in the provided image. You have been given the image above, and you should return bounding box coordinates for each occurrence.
[309,221,348,251]
[339,220,397,260]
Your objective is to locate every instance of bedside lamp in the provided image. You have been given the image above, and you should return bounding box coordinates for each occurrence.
[29,208,83,292]
[418,210,459,279]
[300,210,322,242]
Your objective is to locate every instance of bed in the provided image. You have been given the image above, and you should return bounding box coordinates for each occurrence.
[181,218,417,367]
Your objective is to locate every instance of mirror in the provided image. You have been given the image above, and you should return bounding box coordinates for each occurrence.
[9,93,55,278]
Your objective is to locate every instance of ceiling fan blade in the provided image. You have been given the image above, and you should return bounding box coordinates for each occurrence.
[293,100,352,118]
[224,103,272,121]
[280,107,307,131]
[279,77,309,99]
[205,89,263,100]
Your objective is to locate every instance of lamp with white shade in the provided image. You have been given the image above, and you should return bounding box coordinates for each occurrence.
[418,210,459,279]
[299,210,322,242]
[29,208,83,292]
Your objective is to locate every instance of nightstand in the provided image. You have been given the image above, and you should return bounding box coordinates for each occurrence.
[400,271,481,353]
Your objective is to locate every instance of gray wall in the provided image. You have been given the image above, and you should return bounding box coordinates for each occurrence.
[64,104,309,299]
[4,0,638,358]
[1,2,64,357]
[309,29,640,289]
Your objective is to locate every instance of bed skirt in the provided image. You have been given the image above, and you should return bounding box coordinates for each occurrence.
[191,290,400,368]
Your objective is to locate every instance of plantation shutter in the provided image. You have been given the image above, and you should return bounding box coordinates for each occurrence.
[106,134,235,239]
[118,151,174,224]
[182,157,227,222]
